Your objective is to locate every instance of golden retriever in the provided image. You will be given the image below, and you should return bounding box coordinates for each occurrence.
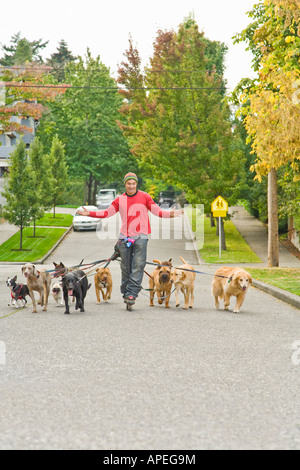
[212,267,253,313]
[171,257,196,309]
[149,259,173,308]
[94,267,112,304]
[21,263,51,313]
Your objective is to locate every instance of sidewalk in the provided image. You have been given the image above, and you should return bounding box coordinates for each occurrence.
[229,205,300,268]
[0,220,18,245]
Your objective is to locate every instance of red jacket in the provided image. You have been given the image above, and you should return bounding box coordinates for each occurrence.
[89,191,171,237]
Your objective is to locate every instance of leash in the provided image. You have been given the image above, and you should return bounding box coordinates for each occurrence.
[145,261,233,281]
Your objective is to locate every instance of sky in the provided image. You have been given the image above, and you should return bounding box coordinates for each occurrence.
[0,0,258,91]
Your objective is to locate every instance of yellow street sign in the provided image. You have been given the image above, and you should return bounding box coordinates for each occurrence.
[211,195,228,218]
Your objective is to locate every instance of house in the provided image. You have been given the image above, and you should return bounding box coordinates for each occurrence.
[0,114,36,176]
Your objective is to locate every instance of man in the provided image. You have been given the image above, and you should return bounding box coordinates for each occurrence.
[78,172,183,309]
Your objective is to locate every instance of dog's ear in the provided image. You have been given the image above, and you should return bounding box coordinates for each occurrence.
[53,262,58,267]
[13,275,17,281]
[181,271,186,280]
[249,275,253,285]
[60,262,65,267]
[21,266,25,273]
[95,268,99,273]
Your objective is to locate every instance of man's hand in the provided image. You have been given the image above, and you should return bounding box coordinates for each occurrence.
[77,206,90,216]
[169,209,184,218]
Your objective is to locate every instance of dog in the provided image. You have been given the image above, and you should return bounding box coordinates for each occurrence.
[149,259,173,308]
[62,269,91,314]
[94,267,112,304]
[212,267,253,313]
[6,276,30,308]
[53,262,68,278]
[21,263,51,313]
[51,281,64,306]
[171,257,196,309]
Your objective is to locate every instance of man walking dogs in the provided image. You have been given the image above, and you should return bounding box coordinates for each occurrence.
[78,173,183,309]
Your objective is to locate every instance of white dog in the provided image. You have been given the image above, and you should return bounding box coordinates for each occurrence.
[51,282,64,307]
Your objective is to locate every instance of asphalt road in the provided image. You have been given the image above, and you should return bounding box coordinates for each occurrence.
[0,214,300,450]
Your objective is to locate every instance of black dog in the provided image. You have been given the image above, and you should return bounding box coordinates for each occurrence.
[6,276,30,308]
[62,269,91,314]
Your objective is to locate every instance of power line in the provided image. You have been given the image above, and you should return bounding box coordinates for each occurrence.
[1,84,224,91]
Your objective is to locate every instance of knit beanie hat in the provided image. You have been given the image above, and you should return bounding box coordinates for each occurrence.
[123,172,138,184]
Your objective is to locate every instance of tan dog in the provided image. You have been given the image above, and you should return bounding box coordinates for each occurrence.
[212,267,253,313]
[21,263,51,313]
[94,267,112,304]
[149,259,173,308]
[171,257,196,309]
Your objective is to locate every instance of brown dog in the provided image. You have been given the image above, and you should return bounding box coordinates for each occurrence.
[171,257,196,309]
[212,267,253,313]
[21,263,51,313]
[94,267,112,304]
[149,259,173,308]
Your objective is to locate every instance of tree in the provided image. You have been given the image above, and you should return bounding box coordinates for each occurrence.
[27,137,54,235]
[118,18,245,223]
[47,136,68,217]
[0,65,69,135]
[233,0,300,266]
[1,140,33,250]
[38,49,135,204]
[0,32,48,66]
[47,39,76,82]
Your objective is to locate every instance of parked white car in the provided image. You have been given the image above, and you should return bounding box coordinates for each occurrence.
[73,206,102,232]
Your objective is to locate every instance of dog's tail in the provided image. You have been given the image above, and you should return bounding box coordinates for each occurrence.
[179,256,188,265]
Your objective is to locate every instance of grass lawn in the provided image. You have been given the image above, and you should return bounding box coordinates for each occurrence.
[187,210,262,264]
[0,227,66,262]
[247,268,300,296]
[31,213,73,227]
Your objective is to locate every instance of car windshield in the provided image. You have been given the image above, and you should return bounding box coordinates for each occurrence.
[99,193,114,200]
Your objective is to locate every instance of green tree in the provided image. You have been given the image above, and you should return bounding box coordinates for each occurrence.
[38,49,135,204]
[0,32,48,65]
[47,39,76,82]
[118,17,245,213]
[48,136,68,217]
[28,137,54,235]
[1,140,33,250]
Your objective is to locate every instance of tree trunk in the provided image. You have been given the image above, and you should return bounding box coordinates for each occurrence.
[288,216,294,242]
[19,225,23,251]
[87,173,93,205]
[92,179,99,206]
[210,213,215,227]
[268,168,279,267]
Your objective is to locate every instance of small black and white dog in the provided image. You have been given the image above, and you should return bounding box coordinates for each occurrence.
[6,276,30,308]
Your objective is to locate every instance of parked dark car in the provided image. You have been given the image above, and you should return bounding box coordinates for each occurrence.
[158,190,176,208]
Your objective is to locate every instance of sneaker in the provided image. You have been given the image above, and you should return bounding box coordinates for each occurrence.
[124,295,135,305]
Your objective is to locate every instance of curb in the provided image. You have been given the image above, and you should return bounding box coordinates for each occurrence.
[252,279,300,310]
[0,226,73,266]
[183,211,204,265]
[39,225,73,264]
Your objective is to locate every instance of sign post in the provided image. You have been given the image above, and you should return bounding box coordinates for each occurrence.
[211,196,228,259]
